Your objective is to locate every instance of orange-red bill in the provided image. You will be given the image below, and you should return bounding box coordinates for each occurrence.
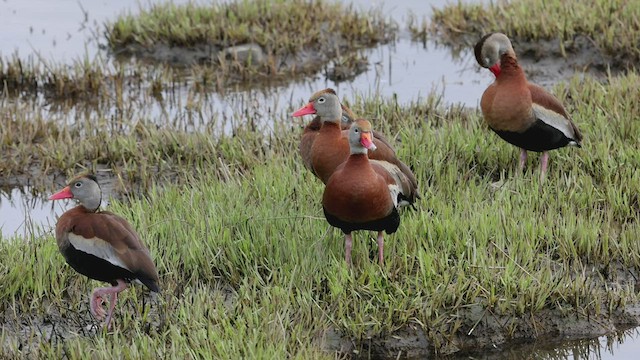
[360,132,377,151]
[49,186,73,200]
[292,103,316,117]
[489,63,501,77]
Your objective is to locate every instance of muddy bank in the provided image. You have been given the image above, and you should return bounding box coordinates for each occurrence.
[7,263,637,358]
[434,33,633,90]
[113,39,374,86]
[321,262,640,358]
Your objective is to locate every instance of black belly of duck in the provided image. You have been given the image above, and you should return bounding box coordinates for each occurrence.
[323,207,400,235]
[61,244,137,286]
[492,119,576,152]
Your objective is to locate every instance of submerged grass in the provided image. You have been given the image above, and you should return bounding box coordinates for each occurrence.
[1,70,640,357]
[419,0,640,67]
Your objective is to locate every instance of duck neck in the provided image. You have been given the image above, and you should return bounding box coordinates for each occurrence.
[347,153,369,165]
[320,121,342,135]
[497,54,526,82]
[81,195,102,212]
[350,145,368,156]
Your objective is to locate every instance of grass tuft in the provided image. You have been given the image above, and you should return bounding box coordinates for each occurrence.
[105,0,395,84]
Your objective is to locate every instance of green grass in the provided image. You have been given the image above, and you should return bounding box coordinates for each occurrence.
[420,0,640,64]
[105,0,394,82]
[2,70,640,357]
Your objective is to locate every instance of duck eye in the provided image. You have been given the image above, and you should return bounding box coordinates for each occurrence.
[317,97,326,104]
[74,182,82,188]
[354,128,359,133]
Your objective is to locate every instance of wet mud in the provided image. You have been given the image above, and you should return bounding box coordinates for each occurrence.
[319,262,640,358]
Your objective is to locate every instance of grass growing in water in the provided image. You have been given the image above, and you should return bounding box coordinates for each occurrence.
[105,0,394,83]
[414,0,640,67]
[1,70,640,356]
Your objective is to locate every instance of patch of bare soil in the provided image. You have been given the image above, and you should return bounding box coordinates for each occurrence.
[112,37,375,85]
[435,33,634,90]
[513,35,627,88]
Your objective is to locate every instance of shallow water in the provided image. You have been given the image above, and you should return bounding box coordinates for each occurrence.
[0,0,491,237]
[492,329,640,360]
[0,187,56,240]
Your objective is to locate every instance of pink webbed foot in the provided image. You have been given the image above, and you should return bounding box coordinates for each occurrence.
[89,279,128,330]
[90,292,107,320]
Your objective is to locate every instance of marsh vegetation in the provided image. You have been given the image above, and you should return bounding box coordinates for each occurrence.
[1,0,640,358]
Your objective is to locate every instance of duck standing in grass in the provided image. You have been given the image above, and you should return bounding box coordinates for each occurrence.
[49,174,160,330]
[322,120,416,266]
[474,32,582,180]
[292,88,417,195]
[299,103,357,176]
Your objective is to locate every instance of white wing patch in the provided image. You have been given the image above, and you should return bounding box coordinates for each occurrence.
[371,159,413,208]
[532,103,575,140]
[387,184,400,208]
[68,233,131,271]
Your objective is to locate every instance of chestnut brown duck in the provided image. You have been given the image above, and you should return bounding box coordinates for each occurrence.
[474,32,582,179]
[49,174,160,330]
[299,103,357,176]
[292,88,418,199]
[322,120,416,266]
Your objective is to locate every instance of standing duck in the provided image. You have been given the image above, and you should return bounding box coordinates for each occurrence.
[49,174,160,330]
[292,89,418,199]
[299,103,357,175]
[474,32,582,179]
[322,119,416,266]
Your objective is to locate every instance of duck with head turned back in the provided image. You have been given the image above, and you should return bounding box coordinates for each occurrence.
[49,174,160,330]
[474,32,582,180]
[322,119,416,266]
[292,89,418,201]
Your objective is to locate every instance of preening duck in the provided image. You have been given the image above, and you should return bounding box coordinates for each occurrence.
[474,32,582,179]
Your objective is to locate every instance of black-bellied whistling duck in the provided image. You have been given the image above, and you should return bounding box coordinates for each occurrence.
[299,104,357,175]
[474,32,582,179]
[292,89,418,199]
[322,119,416,266]
[49,174,160,330]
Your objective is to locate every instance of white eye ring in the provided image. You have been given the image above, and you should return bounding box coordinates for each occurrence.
[317,97,326,104]
[75,182,82,188]
[354,128,359,133]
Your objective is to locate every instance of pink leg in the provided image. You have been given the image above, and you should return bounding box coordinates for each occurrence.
[519,149,527,171]
[90,279,128,330]
[345,233,353,266]
[376,231,384,266]
[540,151,550,181]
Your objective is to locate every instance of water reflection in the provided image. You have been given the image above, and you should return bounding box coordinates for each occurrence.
[0,187,56,240]
[457,329,640,360]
